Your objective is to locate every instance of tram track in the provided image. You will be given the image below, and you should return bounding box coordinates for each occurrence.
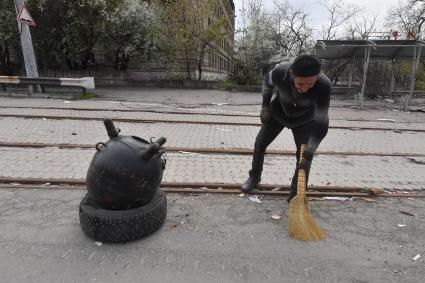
[1,141,424,157]
[1,178,423,198]
[0,113,424,132]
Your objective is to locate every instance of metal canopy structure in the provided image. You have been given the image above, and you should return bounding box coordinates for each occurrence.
[314,40,425,110]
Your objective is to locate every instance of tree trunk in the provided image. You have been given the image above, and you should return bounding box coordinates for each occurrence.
[184,48,192,80]
[0,44,5,75]
[120,55,129,71]
[114,50,120,71]
[197,43,208,81]
[1,41,12,75]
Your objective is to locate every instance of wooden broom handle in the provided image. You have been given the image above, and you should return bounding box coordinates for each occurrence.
[297,144,307,195]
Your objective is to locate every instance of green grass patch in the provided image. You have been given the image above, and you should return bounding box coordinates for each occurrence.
[72,92,97,100]
[218,80,237,89]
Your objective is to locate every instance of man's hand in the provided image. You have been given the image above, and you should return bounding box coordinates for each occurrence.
[297,159,312,172]
[260,107,272,124]
[298,148,313,171]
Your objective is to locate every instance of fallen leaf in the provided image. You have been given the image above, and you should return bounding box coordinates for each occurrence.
[368,187,381,195]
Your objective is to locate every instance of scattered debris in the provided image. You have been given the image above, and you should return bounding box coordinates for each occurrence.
[409,106,425,113]
[95,241,103,247]
[357,197,376,203]
[199,187,214,191]
[272,187,281,191]
[71,132,77,135]
[368,187,381,195]
[43,183,50,186]
[248,196,262,204]
[216,128,233,132]
[271,214,281,220]
[384,98,394,103]
[400,211,415,217]
[239,193,245,197]
[392,130,403,133]
[407,198,415,200]
[323,197,352,201]
[376,118,396,122]
[41,118,47,121]
[406,131,417,134]
[168,223,178,228]
[412,254,421,261]
[178,151,204,156]
[211,103,228,106]
[406,157,425,165]
[64,101,72,104]
[397,224,407,227]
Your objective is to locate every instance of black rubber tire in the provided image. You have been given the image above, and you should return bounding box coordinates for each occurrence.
[79,190,167,243]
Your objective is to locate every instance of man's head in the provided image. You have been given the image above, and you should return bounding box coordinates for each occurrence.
[291,54,322,94]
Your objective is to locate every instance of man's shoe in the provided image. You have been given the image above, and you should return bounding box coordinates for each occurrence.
[241,176,261,193]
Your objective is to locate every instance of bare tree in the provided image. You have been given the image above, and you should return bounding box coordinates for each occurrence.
[387,0,425,39]
[268,0,314,58]
[345,14,379,39]
[234,0,315,84]
[317,0,361,40]
[234,0,275,84]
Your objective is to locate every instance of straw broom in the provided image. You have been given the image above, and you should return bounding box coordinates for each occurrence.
[288,144,326,241]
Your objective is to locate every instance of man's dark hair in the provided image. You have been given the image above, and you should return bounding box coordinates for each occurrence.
[291,54,322,77]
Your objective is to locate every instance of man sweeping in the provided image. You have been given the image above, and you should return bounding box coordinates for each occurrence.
[241,54,331,201]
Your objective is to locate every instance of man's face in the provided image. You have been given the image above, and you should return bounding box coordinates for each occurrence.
[293,75,318,94]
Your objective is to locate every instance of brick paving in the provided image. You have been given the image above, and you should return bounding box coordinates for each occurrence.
[0,117,424,155]
[0,147,424,190]
[0,94,424,192]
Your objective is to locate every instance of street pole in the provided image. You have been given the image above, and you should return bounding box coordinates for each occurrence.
[14,0,39,92]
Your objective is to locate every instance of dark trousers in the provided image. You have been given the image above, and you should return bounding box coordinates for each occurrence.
[250,118,314,195]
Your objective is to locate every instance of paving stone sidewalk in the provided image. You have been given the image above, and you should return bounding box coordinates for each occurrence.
[0,97,424,123]
[0,107,424,131]
[0,117,424,155]
[0,147,424,190]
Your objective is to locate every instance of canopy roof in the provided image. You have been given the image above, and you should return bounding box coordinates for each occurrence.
[314,40,425,60]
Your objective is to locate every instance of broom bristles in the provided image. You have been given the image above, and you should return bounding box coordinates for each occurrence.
[288,144,326,241]
[288,195,326,241]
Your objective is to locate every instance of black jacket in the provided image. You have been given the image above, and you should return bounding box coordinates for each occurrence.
[262,62,331,159]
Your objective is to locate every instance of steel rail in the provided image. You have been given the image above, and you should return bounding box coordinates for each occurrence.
[0,141,424,157]
[0,113,424,132]
[0,179,423,198]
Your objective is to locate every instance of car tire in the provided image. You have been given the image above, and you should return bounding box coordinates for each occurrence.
[79,190,167,243]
